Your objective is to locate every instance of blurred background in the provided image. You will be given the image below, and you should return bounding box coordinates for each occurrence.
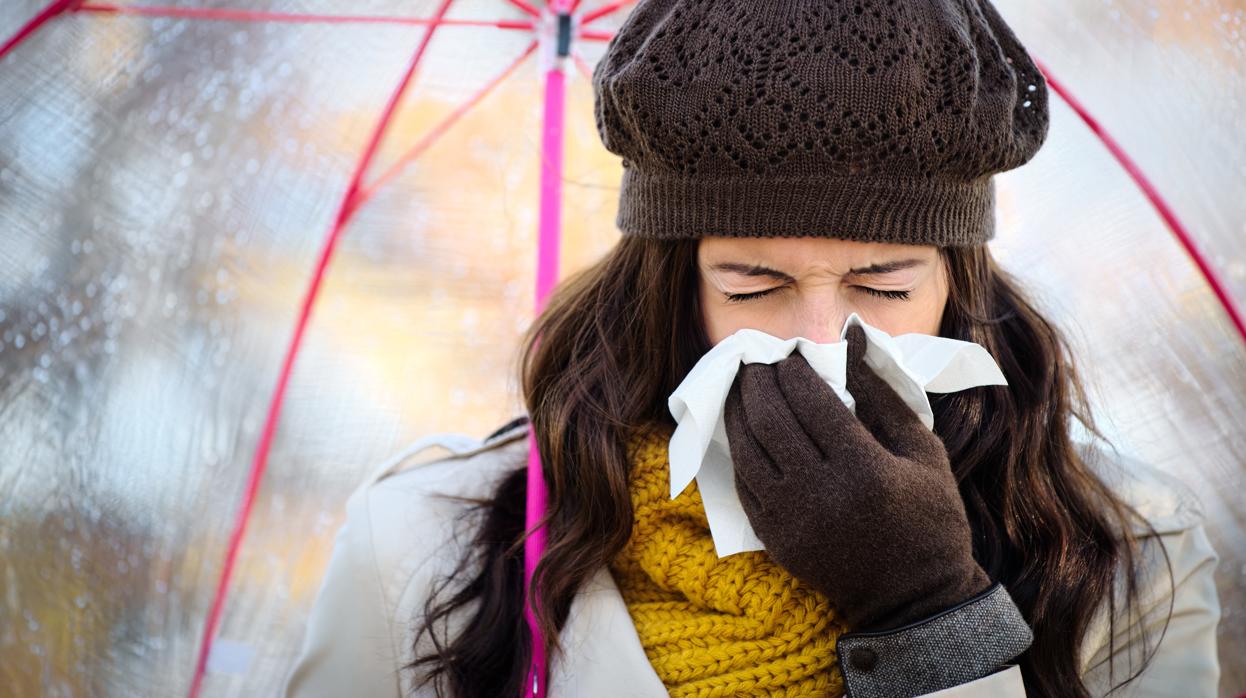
[0,0,1242,695]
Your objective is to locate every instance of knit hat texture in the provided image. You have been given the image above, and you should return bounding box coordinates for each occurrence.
[591,0,1050,246]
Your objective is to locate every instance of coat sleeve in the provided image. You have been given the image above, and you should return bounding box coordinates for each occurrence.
[834,582,1032,698]
[1079,521,1221,697]
[281,483,408,698]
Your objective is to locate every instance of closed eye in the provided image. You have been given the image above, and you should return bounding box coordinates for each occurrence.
[858,287,911,301]
[724,288,782,303]
[724,286,912,303]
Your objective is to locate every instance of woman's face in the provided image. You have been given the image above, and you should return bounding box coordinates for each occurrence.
[697,236,949,345]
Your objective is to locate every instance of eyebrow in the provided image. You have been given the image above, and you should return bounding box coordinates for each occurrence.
[710,258,928,280]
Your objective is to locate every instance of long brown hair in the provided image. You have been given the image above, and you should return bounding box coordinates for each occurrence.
[406,236,1169,697]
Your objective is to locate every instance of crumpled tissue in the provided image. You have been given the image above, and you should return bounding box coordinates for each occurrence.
[667,312,1009,558]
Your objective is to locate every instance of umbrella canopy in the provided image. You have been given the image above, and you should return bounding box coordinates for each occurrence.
[0,1,1242,696]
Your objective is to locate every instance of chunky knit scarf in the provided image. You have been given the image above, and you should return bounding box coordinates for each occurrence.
[607,422,848,697]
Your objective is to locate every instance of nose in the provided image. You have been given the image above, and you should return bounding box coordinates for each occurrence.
[799,324,843,344]
[794,305,849,344]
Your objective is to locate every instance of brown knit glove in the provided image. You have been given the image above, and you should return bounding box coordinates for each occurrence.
[723,324,992,632]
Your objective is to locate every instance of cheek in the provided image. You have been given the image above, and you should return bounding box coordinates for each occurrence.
[699,290,739,345]
[925,290,948,335]
[699,285,777,344]
[919,268,950,335]
[870,288,947,336]
[699,289,808,344]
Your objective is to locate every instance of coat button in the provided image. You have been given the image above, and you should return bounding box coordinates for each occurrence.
[848,646,878,671]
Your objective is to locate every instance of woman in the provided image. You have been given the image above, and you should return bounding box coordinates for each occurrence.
[284,1,1221,696]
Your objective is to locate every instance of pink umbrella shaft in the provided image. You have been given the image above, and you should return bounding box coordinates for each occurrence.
[524,19,569,692]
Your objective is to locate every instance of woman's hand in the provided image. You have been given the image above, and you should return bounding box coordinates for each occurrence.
[723,324,992,632]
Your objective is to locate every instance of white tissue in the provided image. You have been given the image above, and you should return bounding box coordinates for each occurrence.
[666,312,1008,558]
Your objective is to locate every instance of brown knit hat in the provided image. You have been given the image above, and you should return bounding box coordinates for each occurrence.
[591,0,1049,247]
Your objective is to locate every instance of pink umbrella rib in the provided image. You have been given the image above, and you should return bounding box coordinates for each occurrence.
[506,0,542,19]
[0,0,80,60]
[578,29,613,42]
[1035,58,1246,346]
[74,3,535,30]
[356,40,539,208]
[2,0,535,60]
[570,49,594,82]
[579,0,637,27]
[186,1,461,696]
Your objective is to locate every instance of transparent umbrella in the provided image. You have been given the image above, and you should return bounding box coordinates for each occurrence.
[0,1,1242,696]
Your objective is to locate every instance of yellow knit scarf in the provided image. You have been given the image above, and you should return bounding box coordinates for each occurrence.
[608,422,848,697]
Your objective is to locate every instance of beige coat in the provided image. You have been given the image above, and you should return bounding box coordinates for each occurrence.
[284,421,1221,697]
